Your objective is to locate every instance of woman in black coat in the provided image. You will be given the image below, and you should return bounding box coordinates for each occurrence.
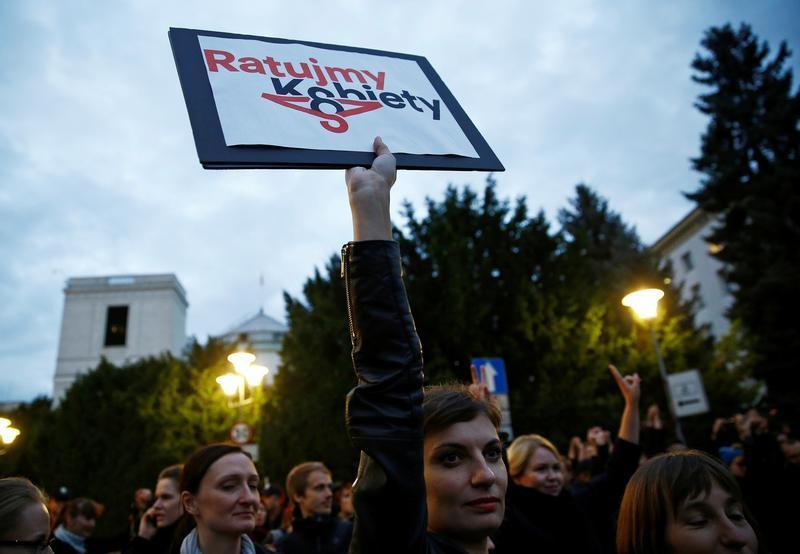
[493,365,642,554]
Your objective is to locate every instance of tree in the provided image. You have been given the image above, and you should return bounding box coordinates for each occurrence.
[0,340,252,534]
[272,179,736,462]
[260,257,359,482]
[688,23,800,408]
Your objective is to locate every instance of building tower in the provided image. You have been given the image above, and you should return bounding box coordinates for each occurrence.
[53,274,188,402]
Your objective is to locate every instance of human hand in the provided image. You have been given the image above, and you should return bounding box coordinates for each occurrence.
[609,364,640,406]
[345,137,397,241]
[468,364,492,403]
[734,413,750,440]
[138,507,157,539]
[568,436,586,461]
[646,404,663,429]
[587,426,607,447]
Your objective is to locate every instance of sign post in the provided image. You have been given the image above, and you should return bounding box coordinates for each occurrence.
[471,358,513,439]
[666,369,710,418]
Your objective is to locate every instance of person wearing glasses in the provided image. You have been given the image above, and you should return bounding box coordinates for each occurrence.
[0,477,53,553]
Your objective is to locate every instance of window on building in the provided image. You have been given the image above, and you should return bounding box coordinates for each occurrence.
[681,251,694,272]
[104,305,129,346]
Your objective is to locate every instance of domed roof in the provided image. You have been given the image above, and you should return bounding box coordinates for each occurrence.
[218,308,287,342]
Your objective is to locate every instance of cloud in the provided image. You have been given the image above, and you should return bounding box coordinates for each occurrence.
[0,0,798,400]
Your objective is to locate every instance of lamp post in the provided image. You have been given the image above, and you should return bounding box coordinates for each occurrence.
[0,417,21,455]
[622,288,686,445]
[216,349,269,418]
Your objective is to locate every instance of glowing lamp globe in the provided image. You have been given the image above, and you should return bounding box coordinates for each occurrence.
[0,426,20,445]
[241,364,269,387]
[227,351,256,374]
[622,288,665,320]
[216,373,243,397]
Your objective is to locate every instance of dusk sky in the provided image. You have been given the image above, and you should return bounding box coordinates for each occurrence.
[1,0,798,401]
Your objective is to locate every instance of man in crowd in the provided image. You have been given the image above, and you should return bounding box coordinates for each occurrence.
[276,462,351,554]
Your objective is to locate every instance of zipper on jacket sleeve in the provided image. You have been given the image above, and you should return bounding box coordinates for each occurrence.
[341,243,355,340]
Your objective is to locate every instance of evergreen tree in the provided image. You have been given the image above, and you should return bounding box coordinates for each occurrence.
[0,341,250,534]
[260,257,358,482]
[273,179,734,457]
[688,23,800,408]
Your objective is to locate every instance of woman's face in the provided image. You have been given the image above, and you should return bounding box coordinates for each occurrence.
[152,478,183,528]
[666,482,758,554]
[515,446,564,496]
[0,502,51,554]
[423,414,507,546]
[339,486,354,517]
[184,453,261,536]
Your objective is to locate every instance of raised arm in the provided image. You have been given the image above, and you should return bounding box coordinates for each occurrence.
[343,138,427,554]
[609,364,640,445]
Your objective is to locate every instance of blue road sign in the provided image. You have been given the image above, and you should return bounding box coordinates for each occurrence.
[471,358,508,395]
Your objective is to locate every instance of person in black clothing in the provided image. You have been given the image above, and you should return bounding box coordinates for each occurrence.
[342,137,507,554]
[493,364,642,554]
[52,498,98,554]
[125,465,183,554]
[276,462,351,554]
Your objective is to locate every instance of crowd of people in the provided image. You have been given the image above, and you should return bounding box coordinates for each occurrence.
[1,139,798,553]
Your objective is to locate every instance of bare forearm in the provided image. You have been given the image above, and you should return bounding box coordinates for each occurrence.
[350,188,392,241]
[618,402,640,444]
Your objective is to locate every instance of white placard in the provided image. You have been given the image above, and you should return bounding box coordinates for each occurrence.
[667,369,710,418]
[198,36,479,158]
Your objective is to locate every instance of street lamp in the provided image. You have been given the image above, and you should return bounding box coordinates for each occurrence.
[0,417,21,454]
[216,349,269,411]
[622,288,686,445]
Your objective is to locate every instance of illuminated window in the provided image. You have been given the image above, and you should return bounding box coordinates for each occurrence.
[104,306,129,346]
[708,243,724,254]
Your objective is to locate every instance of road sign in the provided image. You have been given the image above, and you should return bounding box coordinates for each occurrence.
[230,422,254,445]
[667,369,709,418]
[471,358,508,395]
[471,358,513,438]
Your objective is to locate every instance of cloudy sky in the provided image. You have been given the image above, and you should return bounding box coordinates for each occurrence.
[1,0,798,402]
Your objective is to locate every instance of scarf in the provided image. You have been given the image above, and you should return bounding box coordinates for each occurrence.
[179,528,256,554]
[54,524,86,554]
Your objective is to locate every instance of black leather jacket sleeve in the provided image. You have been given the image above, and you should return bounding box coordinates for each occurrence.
[341,241,427,554]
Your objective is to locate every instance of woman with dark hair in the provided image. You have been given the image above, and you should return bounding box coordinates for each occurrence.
[616,450,762,554]
[0,477,52,554]
[176,444,267,554]
[126,465,183,553]
[342,138,507,554]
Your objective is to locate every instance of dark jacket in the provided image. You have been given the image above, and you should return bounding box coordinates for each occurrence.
[342,241,468,554]
[492,438,641,554]
[277,514,351,554]
[124,521,179,554]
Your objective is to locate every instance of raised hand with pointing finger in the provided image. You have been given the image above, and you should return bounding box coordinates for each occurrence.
[608,363,641,445]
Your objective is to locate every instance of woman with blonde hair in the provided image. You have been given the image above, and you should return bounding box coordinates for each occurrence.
[493,365,642,553]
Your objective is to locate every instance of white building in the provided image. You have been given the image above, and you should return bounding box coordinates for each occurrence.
[53,274,188,402]
[216,309,287,386]
[651,207,733,339]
